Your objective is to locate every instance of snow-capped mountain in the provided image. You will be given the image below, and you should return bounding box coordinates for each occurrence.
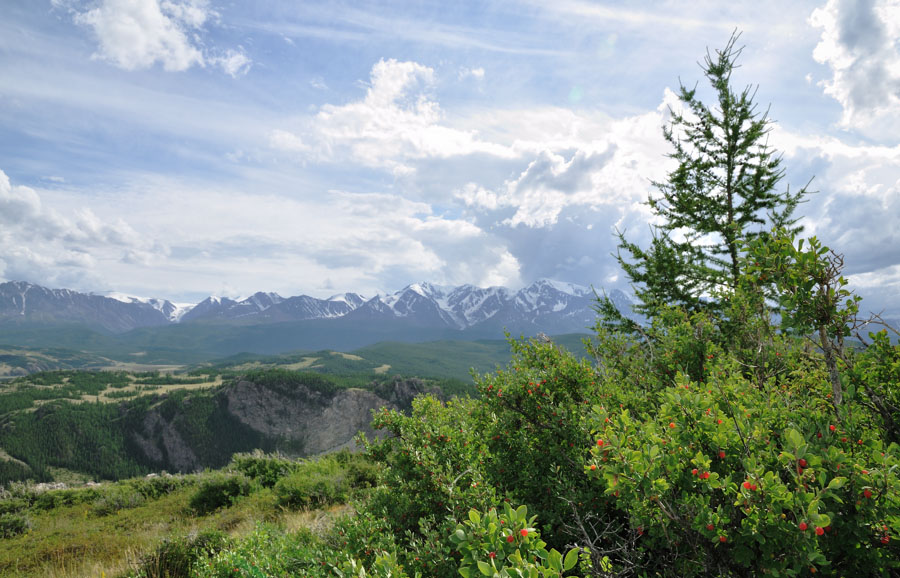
[0,279,638,336]
[342,279,630,334]
[103,292,193,322]
[180,291,366,323]
[0,281,173,333]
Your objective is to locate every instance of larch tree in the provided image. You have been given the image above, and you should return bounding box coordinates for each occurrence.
[610,32,808,321]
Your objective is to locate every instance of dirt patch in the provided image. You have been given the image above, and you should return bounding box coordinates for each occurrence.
[330,352,364,361]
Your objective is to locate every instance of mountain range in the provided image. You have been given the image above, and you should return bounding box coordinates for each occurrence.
[0,279,635,334]
[0,280,638,361]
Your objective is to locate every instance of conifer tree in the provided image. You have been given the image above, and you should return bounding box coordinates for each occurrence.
[612,33,808,320]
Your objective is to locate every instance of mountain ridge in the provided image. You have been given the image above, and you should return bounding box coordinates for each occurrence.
[0,279,638,336]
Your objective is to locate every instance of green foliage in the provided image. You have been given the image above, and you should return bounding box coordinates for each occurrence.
[851,329,900,444]
[274,453,377,509]
[613,33,807,319]
[189,473,254,515]
[450,503,580,578]
[0,511,31,538]
[745,230,860,406]
[229,451,299,488]
[131,529,228,578]
[194,524,327,578]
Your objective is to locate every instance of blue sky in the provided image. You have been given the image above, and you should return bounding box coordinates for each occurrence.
[1,0,899,315]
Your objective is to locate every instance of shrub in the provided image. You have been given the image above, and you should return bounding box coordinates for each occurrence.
[274,458,349,509]
[131,530,228,578]
[450,503,581,578]
[189,473,253,515]
[128,474,192,500]
[229,450,298,488]
[194,524,328,578]
[0,511,31,538]
[92,487,145,517]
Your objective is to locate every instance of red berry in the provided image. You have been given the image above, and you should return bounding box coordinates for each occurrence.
[719,535,727,543]
[817,432,822,438]
[743,481,752,490]
[798,458,807,468]
[706,524,714,531]
[718,451,726,459]
[881,536,890,544]
[589,464,597,471]
[815,527,824,536]
[799,522,808,531]
[597,439,604,446]
[488,552,496,559]
[520,529,528,537]
[506,534,514,543]
[691,468,698,476]
[717,419,723,425]
[864,489,873,499]
[829,424,836,432]
[669,422,676,429]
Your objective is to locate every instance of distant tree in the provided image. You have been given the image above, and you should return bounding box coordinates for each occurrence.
[607,32,808,322]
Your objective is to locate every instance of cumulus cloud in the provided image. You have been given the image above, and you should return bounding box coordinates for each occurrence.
[269,59,512,173]
[455,92,674,230]
[60,0,251,75]
[0,169,153,289]
[810,0,900,138]
[770,126,900,314]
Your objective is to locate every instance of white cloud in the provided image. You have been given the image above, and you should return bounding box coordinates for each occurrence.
[74,0,205,71]
[0,169,154,289]
[268,129,309,153]
[62,0,251,75]
[270,59,513,172]
[212,47,252,78]
[454,92,673,229]
[459,66,485,80]
[770,126,900,314]
[810,0,900,139]
[21,176,522,299]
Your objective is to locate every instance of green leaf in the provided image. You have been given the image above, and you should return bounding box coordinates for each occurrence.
[563,548,579,571]
[786,428,803,451]
[515,504,528,521]
[454,529,467,543]
[549,549,563,571]
[469,510,481,524]
[459,568,472,578]
[826,477,846,491]
[477,561,493,576]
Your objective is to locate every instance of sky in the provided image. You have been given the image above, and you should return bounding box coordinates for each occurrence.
[1,0,899,315]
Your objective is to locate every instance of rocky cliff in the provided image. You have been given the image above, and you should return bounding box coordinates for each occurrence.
[127,376,443,473]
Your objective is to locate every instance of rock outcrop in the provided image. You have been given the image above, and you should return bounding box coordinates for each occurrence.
[126,376,442,472]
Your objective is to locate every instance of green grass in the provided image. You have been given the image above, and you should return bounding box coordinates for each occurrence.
[0,452,371,577]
